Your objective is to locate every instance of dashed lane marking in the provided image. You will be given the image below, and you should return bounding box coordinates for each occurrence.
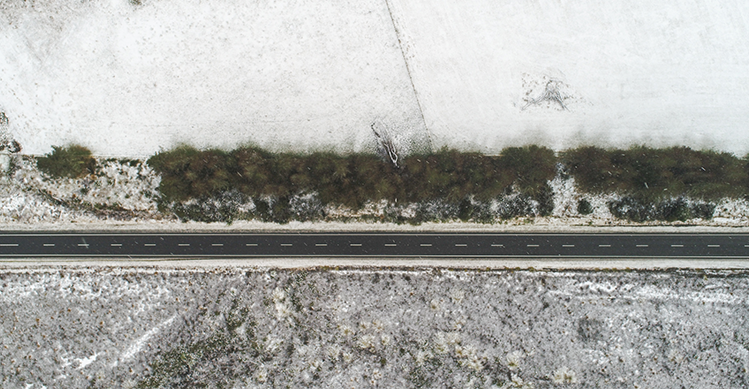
[671,244,684,248]
[0,243,19,247]
[562,245,574,248]
[178,244,190,247]
[527,244,539,248]
[420,243,432,247]
[455,244,467,247]
[636,245,649,248]
[144,244,156,247]
[280,243,293,247]
[384,244,397,247]
[491,244,504,247]
[77,244,89,247]
[246,243,258,247]
[211,243,223,247]
[350,243,362,247]
[599,244,611,248]
[43,244,55,247]
[111,243,122,247]
[315,243,327,247]
[708,245,720,248]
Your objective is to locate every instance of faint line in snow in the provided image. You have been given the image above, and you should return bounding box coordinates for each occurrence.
[120,315,177,362]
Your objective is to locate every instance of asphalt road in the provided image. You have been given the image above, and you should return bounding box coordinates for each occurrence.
[0,233,748,258]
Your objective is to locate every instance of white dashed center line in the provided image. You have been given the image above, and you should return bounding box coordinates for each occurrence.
[0,234,741,258]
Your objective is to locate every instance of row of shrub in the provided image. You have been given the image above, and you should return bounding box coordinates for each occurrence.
[35,144,749,223]
[562,146,747,201]
[145,144,557,209]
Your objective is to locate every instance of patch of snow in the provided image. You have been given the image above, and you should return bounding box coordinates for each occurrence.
[712,198,749,226]
[120,314,177,362]
[549,175,579,218]
[75,352,98,370]
[549,174,618,222]
[551,280,746,305]
[552,366,578,384]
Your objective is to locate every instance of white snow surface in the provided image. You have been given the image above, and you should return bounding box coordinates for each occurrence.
[3,0,749,156]
[388,0,749,154]
[0,0,427,157]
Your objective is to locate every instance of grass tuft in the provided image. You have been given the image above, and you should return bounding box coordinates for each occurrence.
[36,145,96,178]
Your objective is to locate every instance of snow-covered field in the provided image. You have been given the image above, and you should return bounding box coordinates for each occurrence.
[388,0,749,154]
[3,0,749,156]
[0,0,428,156]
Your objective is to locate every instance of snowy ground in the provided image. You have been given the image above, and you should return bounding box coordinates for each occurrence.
[387,0,749,154]
[3,3,749,388]
[3,0,749,156]
[0,155,162,224]
[0,0,428,157]
[2,266,748,388]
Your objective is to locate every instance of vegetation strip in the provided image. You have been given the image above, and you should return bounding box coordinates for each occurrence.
[31,144,749,224]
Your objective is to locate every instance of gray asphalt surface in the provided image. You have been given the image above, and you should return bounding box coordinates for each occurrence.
[0,232,748,258]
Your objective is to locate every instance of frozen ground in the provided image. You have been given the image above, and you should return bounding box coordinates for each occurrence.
[1,266,748,388]
[2,0,749,156]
